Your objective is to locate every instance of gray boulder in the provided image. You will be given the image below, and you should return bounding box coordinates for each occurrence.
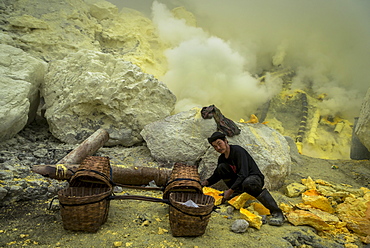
[141,109,291,190]
[42,49,176,146]
[355,87,370,151]
[0,44,47,141]
[231,219,249,233]
[140,108,216,163]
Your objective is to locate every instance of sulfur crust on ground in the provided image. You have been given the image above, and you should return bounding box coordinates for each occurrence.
[1,120,370,247]
[1,158,370,248]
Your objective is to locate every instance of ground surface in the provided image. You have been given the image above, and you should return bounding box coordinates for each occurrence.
[1,119,370,248]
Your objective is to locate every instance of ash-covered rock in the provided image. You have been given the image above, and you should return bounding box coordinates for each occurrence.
[0,117,70,206]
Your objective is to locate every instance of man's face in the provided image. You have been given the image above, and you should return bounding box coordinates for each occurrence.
[211,139,228,154]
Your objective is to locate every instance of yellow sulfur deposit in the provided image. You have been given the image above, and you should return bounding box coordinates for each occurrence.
[250,202,270,215]
[302,189,335,213]
[228,192,255,209]
[239,114,259,124]
[336,193,370,237]
[286,210,334,232]
[284,177,370,244]
[280,202,294,213]
[202,187,224,206]
[240,208,262,229]
[301,176,317,190]
[55,164,68,178]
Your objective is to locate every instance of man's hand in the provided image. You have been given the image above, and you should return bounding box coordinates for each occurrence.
[201,180,209,186]
[222,188,234,200]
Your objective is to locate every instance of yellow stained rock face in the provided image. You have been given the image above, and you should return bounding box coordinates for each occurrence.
[240,208,262,230]
[285,182,308,197]
[286,209,334,232]
[302,189,335,213]
[315,179,334,187]
[284,177,370,244]
[336,194,370,237]
[202,187,224,206]
[301,176,317,190]
[239,114,259,124]
[228,192,255,209]
[362,235,370,244]
[280,202,294,213]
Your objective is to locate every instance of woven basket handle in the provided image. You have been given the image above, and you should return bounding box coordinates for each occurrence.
[73,168,114,185]
[165,178,201,187]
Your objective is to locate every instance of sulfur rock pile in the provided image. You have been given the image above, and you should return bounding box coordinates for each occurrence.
[283,176,370,245]
[204,176,370,246]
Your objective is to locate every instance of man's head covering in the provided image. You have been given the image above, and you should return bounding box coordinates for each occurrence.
[208,131,226,144]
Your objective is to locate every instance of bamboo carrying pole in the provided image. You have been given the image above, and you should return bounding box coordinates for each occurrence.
[57,128,109,164]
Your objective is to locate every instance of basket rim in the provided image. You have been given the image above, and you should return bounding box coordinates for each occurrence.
[169,192,215,216]
[58,187,112,205]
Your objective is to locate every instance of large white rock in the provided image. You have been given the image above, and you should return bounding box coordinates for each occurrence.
[198,123,291,190]
[89,1,118,21]
[0,44,47,141]
[4,0,99,61]
[355,87,370,151]
[7,14,49,29]
[140,108,217,163]
[42,49,176,146]
[2,0,167,78]
[141,108,291,190]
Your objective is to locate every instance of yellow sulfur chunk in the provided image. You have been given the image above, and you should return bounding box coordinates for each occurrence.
[250,202,270,215]
[202,187,224,205]
[286,209,334,231]
[240,208,262,229]
[302,189,335,213]
[301,176,317,190]
[280,202,294,213]
[239,114,259,124]
[228,193,255,209]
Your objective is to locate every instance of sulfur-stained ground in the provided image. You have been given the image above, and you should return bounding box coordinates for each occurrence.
[1,118,370,248]
[1,158,369,248]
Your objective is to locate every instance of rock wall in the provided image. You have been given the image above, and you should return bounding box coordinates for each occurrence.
[0,0,167,78]
[0,44,47,141]
[356,87,370,151]
[0,0,172,144]
[43,49,176,146]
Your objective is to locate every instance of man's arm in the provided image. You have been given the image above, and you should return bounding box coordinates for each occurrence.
[203,169,221,186]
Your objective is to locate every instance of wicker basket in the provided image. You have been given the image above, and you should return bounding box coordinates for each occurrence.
[69,156,112,187]
[58,156,113,232]
[163,163,202,199]
[169,192,215,237]
[58,186,111,232]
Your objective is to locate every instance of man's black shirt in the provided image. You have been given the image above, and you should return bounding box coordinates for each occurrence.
[207,145,264,190]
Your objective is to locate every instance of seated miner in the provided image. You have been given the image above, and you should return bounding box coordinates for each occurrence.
[201,131,284,226]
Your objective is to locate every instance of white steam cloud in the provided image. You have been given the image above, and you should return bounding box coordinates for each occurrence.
[164,0,370,120]
[109,0,370,120]
[152,1,281,119]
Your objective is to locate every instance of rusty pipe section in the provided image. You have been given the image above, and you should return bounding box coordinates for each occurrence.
[112,166,171,187]
[32,164,172,187]
[57,128,109,164]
